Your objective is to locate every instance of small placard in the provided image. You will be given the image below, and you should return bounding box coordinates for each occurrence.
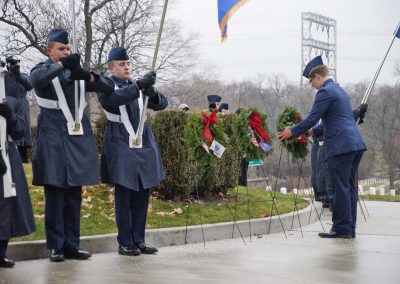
[210,140,225,158]
[202,143,210,154]
[259,141,272,153]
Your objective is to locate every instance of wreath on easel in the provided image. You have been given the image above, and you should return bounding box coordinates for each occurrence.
[184,111,229,165]
[232,107,272,160]
[276,106,309,160]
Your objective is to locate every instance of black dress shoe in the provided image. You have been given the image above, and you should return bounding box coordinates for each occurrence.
[318,230,352,239]
[352,233,356,238]
[64,247,92,260]
[136,243,158,254]
[49,249,65,262]
[0,258,15,268]
[118,245,141,256]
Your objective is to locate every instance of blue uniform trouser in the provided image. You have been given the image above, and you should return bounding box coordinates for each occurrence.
[317,144,333,205]
[327,150,364,235]
[310,141,319,198]
[114,184,150,247]
[44,185,82,250]
[0,239,8,258]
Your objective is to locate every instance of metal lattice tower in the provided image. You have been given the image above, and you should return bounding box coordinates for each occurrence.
[301,12,337,85]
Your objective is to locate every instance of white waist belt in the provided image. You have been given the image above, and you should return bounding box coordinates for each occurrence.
[104,110,122,123]
[35,95,60,109]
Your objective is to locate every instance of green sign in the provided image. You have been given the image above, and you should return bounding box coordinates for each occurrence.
[249,160,263,166]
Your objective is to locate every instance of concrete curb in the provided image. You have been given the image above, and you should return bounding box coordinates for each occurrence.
[8,201,323,261]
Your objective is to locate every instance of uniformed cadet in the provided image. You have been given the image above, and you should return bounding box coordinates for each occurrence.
[278,56,367,239]
[207,94,221,112]
[29,28,115,262]
[97,47,168,256]
[0,93,35,268]
[219,102,229,113]
[4,56,33,163]
[311,104,368,211]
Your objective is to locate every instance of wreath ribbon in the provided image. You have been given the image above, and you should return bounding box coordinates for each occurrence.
[201,111,218,143]
[248,112,271,143]
[294,112,307,143]
[297,134,307,143]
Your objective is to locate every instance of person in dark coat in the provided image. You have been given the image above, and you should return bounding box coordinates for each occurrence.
[97,47,168,256]
[207,94,221,112]
[219,102,229,113]
[4,56,33,163]
[278,56,367,239]
[311,104,368,211]
[29,28,115,262]
[0,95,36,268]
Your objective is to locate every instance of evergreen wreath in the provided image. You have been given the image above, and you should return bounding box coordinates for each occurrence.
[184,111,229,165]
[276,106,309,160]
[232,107,272,161]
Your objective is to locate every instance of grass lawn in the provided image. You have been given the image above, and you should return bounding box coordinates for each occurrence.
[360,195,400,202]
[13,164,309,242]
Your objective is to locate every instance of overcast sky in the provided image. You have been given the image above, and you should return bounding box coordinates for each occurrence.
[169,0,400,85]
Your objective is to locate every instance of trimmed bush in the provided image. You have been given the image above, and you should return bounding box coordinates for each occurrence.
[95,109,270,199]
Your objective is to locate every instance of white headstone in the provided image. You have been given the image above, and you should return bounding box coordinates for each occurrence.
[265,186,272,191]
[379,188,385,196]
[369,187,376,195]
[293,188,298,195]
[359,185,364,195]
[280,187,287,194]
[390,190,396,196]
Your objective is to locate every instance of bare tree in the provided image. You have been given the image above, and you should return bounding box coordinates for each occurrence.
[1,0,198,122]
[366,85,400,188]
[0,0,198,75]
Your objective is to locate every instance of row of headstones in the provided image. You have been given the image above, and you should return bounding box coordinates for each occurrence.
[265,186,314,195]
[363,186,396,196]
[268,186,396,196]
[359,178,388,186]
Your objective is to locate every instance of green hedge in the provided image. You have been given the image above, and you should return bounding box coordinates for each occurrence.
[95,109,271,199]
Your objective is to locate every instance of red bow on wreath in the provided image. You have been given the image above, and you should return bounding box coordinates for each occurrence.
[202,111,218,143]
[294,112,307,143]
[248,112,271,143]
[297,134,307,143]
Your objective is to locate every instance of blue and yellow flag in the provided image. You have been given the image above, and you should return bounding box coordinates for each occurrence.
[218,0,248,42]
[395,22,400,39]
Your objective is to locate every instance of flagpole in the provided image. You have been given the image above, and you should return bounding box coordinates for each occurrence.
[70,0,80,131]
[135,0,169,146]
[361,23,400,104]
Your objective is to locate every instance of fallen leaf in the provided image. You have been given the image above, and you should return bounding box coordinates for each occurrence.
[172,208,183,215]
[258,210,268,218]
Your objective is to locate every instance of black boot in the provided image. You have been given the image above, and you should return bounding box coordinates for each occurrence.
[0,258,15,268]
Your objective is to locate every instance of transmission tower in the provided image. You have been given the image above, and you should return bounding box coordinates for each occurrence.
[301,12,337,85]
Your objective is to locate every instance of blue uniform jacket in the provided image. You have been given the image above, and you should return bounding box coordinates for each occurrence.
[30,58,115,188]
[4,71,33,147]
[97,77,168,191]
[292,79,366,158]
[0,95,35,239]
